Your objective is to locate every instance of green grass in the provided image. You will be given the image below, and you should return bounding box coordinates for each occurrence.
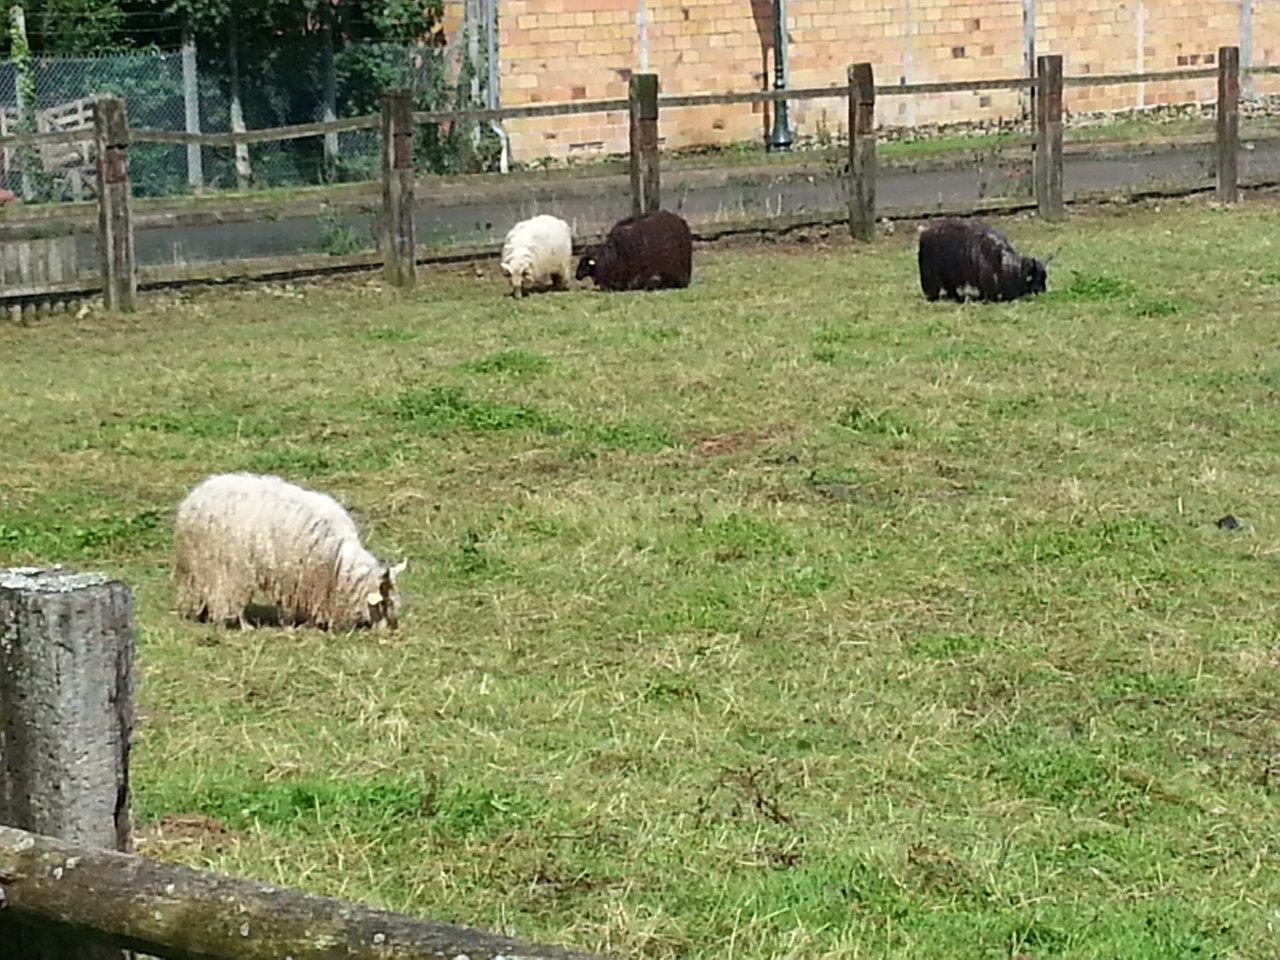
[2,197,1278,960]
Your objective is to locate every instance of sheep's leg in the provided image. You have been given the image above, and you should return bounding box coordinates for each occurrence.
[945,287,965,303]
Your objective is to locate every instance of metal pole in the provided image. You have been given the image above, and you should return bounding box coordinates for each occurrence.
[637,0,649,72]
[767,0,792,151]
[484,0,509,172]
[181,26,203,191]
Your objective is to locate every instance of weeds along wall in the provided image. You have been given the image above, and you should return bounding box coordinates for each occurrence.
[452,0,1280,163]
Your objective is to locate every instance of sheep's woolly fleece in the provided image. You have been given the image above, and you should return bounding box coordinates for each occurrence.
[500,214,573,295]
[172,472,400,630]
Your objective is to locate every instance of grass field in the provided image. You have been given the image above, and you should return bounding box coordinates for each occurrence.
[2,196,1278,959]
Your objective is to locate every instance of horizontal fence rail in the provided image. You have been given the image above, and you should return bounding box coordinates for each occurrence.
[0,825,596,960]
[0,62,1268,152]
[1063,65,1219,87]
[0,126,95,149]
[413,98,631,124]
[130,114,380,147]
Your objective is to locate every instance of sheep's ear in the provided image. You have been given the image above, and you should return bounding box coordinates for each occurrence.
[366,590,383,606]
[500,263,511,276]
[390,560,408,577]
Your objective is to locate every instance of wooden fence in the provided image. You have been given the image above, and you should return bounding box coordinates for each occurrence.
[0,566,598,960]
[0,47,1269,314]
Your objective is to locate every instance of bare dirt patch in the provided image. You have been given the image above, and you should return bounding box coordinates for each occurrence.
[686,424,795,457]
[134,813,239,852]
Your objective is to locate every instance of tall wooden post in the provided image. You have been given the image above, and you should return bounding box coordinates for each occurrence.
[381,88,416,288]
[1217,44,1240,203]
[847,62,876,242]
[0,567,134,960]
[629,73,660,216]
[1034,53,1064,221]
[93,96,136,313]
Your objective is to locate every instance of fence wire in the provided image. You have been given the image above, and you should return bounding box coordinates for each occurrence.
[0,40,476,202]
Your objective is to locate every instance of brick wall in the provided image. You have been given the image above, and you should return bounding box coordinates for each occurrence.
[447,1,1261,162]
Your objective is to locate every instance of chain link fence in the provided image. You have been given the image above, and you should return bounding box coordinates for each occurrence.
[0,40,478,203]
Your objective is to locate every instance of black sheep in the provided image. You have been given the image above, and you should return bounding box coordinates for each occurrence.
[576,210,692,291]
[918,218,1049,303]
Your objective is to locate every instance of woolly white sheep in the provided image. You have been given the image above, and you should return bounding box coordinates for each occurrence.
[173,473,406,631]
[500,214,573,297]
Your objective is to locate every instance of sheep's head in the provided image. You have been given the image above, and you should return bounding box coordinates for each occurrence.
[500,257,532,297]
[365,559,407,629]
[1020,255,1047,296]
[575,244,602,282]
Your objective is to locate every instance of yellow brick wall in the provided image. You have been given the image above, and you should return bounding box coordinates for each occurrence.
[444,1,1259,162]
[1251,0,1280,96]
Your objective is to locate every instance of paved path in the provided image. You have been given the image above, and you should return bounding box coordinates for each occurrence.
[99,141,1276,271]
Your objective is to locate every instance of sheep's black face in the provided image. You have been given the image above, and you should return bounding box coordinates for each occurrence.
[575,247,600,281]
[1022,257,1047,295]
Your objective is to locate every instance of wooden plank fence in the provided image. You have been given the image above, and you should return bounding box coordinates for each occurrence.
[0,48,1264,312]
[0,567,599,960]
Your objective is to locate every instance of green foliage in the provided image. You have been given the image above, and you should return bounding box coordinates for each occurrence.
[384,384,677,452]
[9,9,35,119]
[29,0,126,55]
[441,529,509,581]
[0,510,163,560]
[138,774,431,833]
[839,405,913,437]
[461,349,553,376]
[583,420,677,453]
[1047,271,1187,320]
[1055,271,1140,301]
[388,385,552,433]
[138,771,542,842]
[318,211,366,256]
[370,0,445,46]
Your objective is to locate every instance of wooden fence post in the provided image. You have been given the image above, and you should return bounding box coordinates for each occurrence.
[847,62,876,242]
[1217,44,1240,203]
[93,96,136,312]
[629,73,660,216]
[380,88,416,288]
[0,567,134,960]
[1034,54,1064,221]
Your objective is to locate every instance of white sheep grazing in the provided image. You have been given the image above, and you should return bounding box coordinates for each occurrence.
[173,473,406,631]
[500,214,573,297]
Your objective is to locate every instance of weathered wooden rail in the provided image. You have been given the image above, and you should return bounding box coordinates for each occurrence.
[0,566,598,960]
[0,49,1263,311]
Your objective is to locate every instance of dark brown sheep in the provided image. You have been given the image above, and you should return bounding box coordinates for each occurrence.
[575,210,693,291]
[918,218,1049,303]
